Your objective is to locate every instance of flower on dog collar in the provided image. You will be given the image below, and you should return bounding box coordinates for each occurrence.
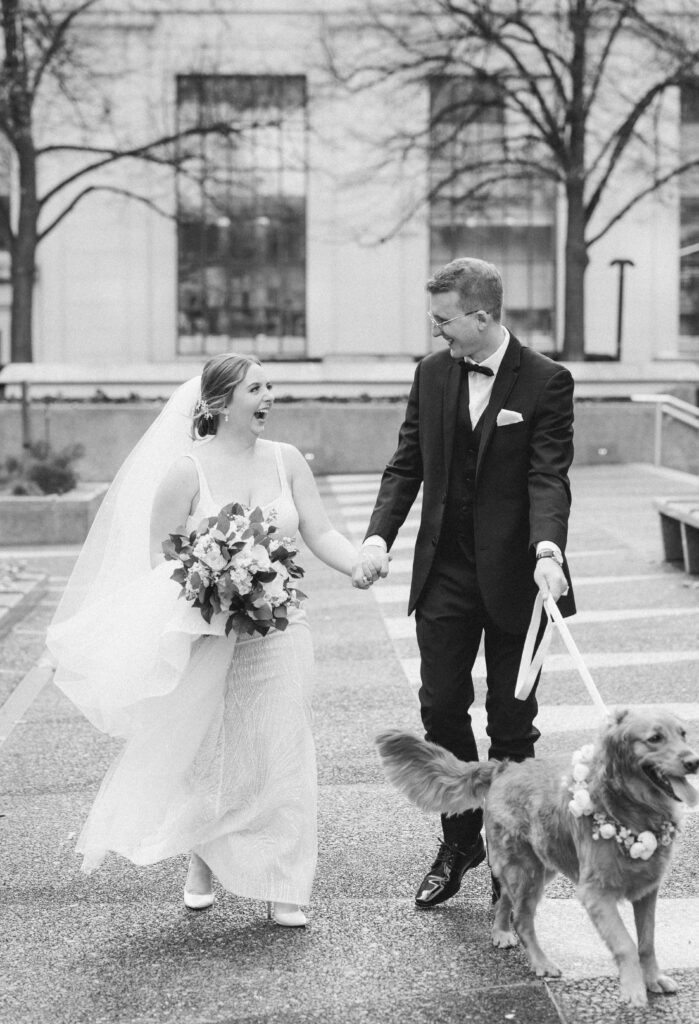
[591,813,675,859]
[566,743,595,817]
[565,744,676,858]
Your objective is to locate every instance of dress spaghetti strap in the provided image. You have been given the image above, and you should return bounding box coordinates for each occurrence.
[273,443,291,499]
[182,452,214,511]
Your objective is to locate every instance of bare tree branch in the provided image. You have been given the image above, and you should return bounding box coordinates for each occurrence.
[587,156,699,247]
[28,0,98,98]
[584,68,694,222]
[37,183,173,241]
[36,121,272,208]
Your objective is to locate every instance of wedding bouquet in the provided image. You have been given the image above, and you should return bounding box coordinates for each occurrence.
[163,503,306,637]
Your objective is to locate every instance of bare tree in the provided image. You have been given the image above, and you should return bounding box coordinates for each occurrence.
[0,0,268,362]
[325,0,699,359]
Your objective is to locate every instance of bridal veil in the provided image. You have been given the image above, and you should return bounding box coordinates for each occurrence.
[46,376,204,737]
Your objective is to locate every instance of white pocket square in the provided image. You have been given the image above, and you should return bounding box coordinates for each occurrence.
[496,409,524,427]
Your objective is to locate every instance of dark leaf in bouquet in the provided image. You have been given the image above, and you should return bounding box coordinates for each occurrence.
[270,544,295,562]
[162,537,179,560]
[249,506,264,524]
[254,570,277,583]
[217,574,234,602]
[227,541,247,555]
[226,611,252,636]
[195,517,214,536]
[290,588,308,602]
[287,565,305,579]
[170,566,187,585]
[200,603,214,624]
[222,502,247,519]
[272,609,289,630]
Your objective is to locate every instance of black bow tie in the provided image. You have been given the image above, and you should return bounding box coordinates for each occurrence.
[461,360,494,378]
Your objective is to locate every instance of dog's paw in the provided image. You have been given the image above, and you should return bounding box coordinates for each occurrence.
[531,958,562,978]
[646,973,678,995]
[491,927,518,949]
[619,981,648,1007]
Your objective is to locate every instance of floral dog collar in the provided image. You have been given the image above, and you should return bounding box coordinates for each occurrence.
[565,744,676,860]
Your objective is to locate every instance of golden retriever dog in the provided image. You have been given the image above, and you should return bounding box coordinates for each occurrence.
[376,709,698,1007]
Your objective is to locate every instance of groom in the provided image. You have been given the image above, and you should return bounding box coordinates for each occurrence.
[353,257,575,908]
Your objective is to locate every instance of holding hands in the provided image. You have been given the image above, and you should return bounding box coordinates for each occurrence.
[351,543,390,590]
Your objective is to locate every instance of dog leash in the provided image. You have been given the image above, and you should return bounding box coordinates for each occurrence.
[514,592,608,713]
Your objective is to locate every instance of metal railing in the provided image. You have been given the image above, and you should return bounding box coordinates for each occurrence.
[630,393,699,467]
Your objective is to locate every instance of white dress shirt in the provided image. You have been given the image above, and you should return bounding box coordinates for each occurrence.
[466,328,509,426]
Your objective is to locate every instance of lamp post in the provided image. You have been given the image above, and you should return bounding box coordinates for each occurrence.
[609,258,635,361]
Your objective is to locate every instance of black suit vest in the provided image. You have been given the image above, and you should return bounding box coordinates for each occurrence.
[441,372,485,558]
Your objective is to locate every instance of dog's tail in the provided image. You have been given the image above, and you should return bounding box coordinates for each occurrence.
[375,730,500,816]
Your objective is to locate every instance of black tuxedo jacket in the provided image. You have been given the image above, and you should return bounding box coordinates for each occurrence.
[365,334,576,634]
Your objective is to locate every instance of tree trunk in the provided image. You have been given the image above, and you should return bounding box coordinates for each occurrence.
[562,182,588,361]
[562,0,589,362]
[10,247,35,362]
[10,143,38,363]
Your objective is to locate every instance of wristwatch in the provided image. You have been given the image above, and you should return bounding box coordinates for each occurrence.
[536,548,563,567]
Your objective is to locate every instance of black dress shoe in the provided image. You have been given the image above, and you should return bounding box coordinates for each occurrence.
[415,837,486,908]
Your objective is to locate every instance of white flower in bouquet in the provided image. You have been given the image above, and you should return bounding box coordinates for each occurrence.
[265,574,290,607]
[247,544,273,573]
[227,567,252,596]
[192,535,228,572]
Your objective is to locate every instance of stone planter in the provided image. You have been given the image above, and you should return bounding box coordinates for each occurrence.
[0,483,108,546]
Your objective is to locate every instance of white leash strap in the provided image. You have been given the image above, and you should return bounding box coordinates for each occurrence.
[514,592,553,700]
[515,592,608,713]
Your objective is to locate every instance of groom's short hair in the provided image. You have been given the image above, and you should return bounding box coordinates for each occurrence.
[427,258,503,321]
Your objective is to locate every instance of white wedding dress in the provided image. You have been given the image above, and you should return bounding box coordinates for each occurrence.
[49,441,317,905]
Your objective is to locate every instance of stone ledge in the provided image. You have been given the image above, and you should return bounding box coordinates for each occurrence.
[0,484,108,546]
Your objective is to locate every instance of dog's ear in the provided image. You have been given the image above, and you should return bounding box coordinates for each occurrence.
[595,709,635,789]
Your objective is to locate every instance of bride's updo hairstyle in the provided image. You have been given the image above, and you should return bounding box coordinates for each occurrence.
[192,353,262,438]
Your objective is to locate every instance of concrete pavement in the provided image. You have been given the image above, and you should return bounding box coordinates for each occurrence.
[1,462,699,1024]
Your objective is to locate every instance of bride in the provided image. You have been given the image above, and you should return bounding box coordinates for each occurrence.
[46,353,365,927]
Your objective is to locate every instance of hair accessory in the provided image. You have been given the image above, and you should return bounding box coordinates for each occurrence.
[198,399,213,420]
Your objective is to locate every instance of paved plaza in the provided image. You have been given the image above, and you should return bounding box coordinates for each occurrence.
[1,462,699,1024]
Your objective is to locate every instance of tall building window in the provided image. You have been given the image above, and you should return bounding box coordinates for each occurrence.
[176,75,307,358]
[429,76,556,353]
[680,80,699,347]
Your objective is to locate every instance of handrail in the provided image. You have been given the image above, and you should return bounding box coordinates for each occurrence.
[630,393,699,467]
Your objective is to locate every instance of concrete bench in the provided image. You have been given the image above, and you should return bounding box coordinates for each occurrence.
[655,497,699,574]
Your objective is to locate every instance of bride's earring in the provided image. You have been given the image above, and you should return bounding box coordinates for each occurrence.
[224,412,229,423]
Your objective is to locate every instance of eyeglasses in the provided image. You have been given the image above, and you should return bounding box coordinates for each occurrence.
[427,308,486,330]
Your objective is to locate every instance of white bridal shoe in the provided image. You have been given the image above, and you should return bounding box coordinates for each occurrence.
[266,901,307,927]
[183,854,214,910]
[183,887,215,910]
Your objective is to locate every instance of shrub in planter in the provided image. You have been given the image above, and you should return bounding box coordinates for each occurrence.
[0,441,85,496]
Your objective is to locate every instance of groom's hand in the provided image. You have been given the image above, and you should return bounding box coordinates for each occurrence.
[534,559,569,603]
[351,545,390,589]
